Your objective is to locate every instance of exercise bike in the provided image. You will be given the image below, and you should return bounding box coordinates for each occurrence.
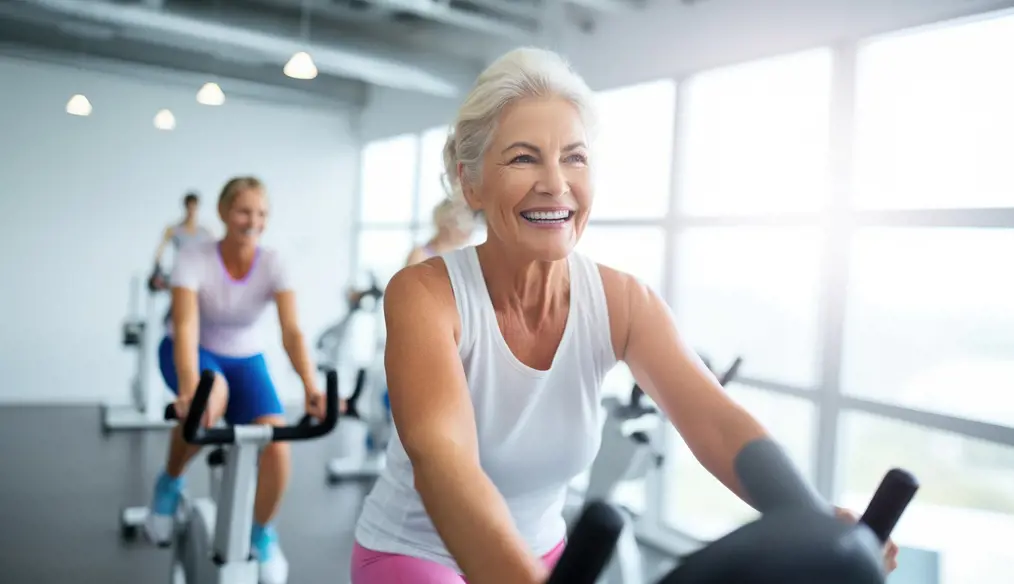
[120,369,340,584]
[576,467,920,584]
[570,355,743,584]
[101,274,174,433]
[315,275,393,485]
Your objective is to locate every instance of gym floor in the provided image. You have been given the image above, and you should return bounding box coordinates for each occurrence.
[0,405,674,583]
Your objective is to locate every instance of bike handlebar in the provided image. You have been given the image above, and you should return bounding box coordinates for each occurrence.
[164,369,340,445]
[656,468,919,583]
[860,467,919,544]
[545,501,626,584]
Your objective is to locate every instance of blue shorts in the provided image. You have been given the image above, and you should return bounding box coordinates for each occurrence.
[158,336,284,425]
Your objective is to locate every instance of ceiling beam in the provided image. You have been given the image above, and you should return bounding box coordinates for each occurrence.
[14,0,475,96]
[0,42,367,111]
[368,0,536,40]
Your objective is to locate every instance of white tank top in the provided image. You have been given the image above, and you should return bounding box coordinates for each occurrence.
[354,246,617,571]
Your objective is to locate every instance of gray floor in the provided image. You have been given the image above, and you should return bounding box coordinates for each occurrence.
[0,405,674,584]
[0,405,371,584]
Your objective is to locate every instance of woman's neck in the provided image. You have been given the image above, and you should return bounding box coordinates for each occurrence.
[475,240,568,319]
[218,237,258,278]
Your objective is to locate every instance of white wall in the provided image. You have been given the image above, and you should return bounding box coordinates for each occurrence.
[0,54,360,405]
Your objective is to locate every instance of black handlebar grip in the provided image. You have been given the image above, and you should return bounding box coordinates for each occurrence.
[545,501,626,584]
[164,404,177,421]
[272,368,341,441]
[181,370,217,444]
[859,468,920,544]
[343,368,368,419]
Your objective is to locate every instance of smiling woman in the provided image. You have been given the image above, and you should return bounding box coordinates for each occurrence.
[349,46,886,584]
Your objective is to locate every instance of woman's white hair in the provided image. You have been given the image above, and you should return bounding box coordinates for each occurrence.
[441,47,597,207]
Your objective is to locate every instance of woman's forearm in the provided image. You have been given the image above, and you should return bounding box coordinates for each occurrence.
[282,330,316,389]
[413,452,547,584]
[692,405,824,513]
[173,322,200,395]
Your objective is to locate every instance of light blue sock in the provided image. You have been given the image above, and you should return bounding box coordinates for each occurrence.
[152,470,184,515]
[251,523,277,559]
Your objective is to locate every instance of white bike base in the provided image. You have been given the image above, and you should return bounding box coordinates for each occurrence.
[103,404,174,432]
[326,455,385,483]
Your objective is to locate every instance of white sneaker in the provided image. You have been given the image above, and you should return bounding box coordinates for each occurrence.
[258,539,289,584]
[145,472,183,546]
[144,511,175,546]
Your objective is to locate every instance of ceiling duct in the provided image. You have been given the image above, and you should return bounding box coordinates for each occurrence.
[15,0,469,96]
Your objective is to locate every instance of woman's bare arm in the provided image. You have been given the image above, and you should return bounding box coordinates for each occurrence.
[384,263,547,584]
[604,269,776,506]
[171,286,201,397]
[154,226,173,265]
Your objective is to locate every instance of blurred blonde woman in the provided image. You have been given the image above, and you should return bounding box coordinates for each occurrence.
[408,198,479,265]
[146,177,324,584]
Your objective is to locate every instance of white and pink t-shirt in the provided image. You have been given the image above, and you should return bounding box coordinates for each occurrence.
[169,241,291,357]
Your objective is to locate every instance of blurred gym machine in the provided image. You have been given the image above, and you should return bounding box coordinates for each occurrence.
[100,273,173,433]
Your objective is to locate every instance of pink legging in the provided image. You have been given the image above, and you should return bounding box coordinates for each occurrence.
[350,540,567,583]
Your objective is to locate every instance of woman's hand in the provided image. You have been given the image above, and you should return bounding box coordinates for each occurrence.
[303,384,328,420]
[834,506,899,573]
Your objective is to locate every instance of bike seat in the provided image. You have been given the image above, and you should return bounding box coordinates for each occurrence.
[206,447,226,467]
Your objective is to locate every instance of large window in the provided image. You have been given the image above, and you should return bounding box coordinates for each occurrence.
[678,49,832,216]
[591,79,676,219]
[358,134,418,225]
[841,227,1014,427]
[673,227,823,387]
[354,128,443,284]
[853,13,1014,209]
[664,49,833,541]
[655,11,1014,583]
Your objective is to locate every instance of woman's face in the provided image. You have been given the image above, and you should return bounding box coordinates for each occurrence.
[221,188,268,246]
[464,96,592,262]
[184,200,198,219]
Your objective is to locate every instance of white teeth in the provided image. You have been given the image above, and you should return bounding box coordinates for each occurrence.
[523,210,570,221]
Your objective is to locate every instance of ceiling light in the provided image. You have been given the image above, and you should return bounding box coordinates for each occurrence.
[284,51,318,80]
[196,82,225,106]
[154,109,176,131]
[66,94,92,116]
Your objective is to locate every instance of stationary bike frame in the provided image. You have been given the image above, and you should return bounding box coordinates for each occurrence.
[165,369,339,584]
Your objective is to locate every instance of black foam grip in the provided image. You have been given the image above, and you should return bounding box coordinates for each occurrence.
[859,468,919,543]
[344,368,367,419]
[181,370,217,443]
[545,501,626,584]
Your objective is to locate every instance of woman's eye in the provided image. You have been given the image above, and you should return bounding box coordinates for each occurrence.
[566,153,588,164]
[510,154,536,164]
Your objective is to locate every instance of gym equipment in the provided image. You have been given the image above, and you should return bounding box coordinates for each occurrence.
[120,368,340,584]
[548,500,627,584]
[317,274,392,485]
[101,275,174,433]
[325,367,391,484]
[570,355,743,584]
[654,468,919,583]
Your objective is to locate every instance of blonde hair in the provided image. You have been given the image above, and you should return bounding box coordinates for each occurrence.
[442,47,597,207]
[218,176,265,214]
[432,198,478,233]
